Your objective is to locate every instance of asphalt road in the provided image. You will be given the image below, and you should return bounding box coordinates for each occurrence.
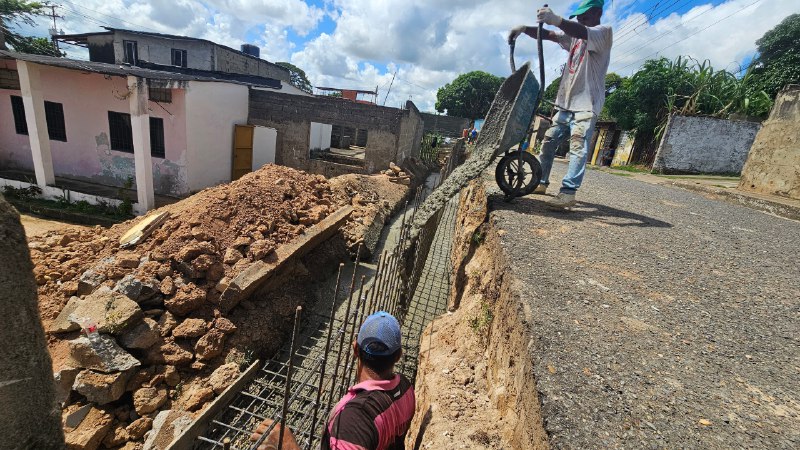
[487,163,799,449]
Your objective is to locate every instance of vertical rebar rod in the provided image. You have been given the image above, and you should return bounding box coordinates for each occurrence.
[367,251,386,314]
[327,244,362,411]
[306,263,345,450]
[377,253,396,313]
[350,279,370,387]
[278,306,302,450]
[374,252,393,312]
[341,275,367,394]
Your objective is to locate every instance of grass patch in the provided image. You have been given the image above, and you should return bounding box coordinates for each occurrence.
[469,301,494,340]
[610,164,650,173]
[3,185,134,221]
[658,174,740,181]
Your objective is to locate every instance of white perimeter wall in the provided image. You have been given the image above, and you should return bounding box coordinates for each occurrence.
[652,115,762,174]
[252,126,277,170]
[184,82,249,192]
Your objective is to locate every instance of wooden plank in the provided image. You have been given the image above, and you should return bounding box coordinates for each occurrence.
[165,360,262,450]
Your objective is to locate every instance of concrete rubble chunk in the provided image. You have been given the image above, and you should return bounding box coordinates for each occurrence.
[208,362,241,394]
[163,365,181,387]
[63,406,113,450]
[116,252,141,269]
[118,318,160,350]
[142,410,193,450]
[77,269,107,296]
[213,317,237,334]
[223,247,243,265]
[146,338,194,366]
[182,386,213,412]
[172,318,207,339]
[115,274,160,303]
[50,289,144,335]
[159,276,175,296]
[164,284,207,316]
[126,417,153,441]
[68,334,141,373]
[133,386,169,415]
[157,312,177,337]
[54,366,82,405]
[73,369,131,405]
[176,241,216,262]
[194,329,226,361]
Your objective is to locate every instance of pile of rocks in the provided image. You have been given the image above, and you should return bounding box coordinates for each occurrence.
[31,165,347,450]
[382,162,411,185]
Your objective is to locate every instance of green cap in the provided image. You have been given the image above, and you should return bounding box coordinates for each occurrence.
[569,0,605,18]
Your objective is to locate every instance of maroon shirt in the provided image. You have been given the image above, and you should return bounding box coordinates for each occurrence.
[322,374,415,450]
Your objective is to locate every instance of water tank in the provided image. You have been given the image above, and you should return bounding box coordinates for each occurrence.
[240,44,260,58]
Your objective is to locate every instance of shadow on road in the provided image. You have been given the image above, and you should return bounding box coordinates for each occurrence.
[490,194,673,228]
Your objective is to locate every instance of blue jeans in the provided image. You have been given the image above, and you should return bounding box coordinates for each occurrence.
[538,110,597,195]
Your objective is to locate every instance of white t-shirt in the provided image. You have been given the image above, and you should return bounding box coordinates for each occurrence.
[553,25,613,116]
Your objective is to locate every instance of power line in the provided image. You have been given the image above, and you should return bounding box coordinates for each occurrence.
[615,0,763,73]
[60,0,161,33]
[613,0,696,48]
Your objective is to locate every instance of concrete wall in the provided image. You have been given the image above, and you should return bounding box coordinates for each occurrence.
[739,85,800,200]
[652,115,761,174]
[184,81,249,192]
[420,112,470,138]
[0,60,190,196]
[248,90,423,176]
[90,31,291,83]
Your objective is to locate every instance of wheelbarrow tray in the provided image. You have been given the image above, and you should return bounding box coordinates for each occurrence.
[409,62,541,239]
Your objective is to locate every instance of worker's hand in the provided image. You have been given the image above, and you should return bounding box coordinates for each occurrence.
[537,6,562,26]
[508,25,526,44]
[250,419,301,450]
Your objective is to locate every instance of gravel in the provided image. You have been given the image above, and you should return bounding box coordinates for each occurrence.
[486,163,800,449]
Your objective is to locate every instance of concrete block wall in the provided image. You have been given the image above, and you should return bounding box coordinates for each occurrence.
[214,46,291,83]
[248,90,422,176]
[739,85,800,199]
[652,114,761,174]
[420,112,470,138]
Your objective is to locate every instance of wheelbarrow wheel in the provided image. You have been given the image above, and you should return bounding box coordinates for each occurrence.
[495,151,542,197]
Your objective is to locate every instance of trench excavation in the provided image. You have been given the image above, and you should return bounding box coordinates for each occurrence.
[186,154,463,449]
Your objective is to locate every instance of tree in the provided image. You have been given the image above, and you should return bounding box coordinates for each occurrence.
[435,71,504,119]
[1,0,64,56]
[538,76,560,116]
[276,61,313,94]
[749,14,800,98]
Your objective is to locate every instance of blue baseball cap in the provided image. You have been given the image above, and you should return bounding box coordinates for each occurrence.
[357,311,402,356]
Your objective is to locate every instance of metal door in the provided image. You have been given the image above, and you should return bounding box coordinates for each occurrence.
[232,125,254,181]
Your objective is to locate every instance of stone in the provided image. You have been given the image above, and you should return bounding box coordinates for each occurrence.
[146,338,193,366]
[157,312,177,337]
[116,252,142,269]
[190,254,224,281]
[164,284,206,316]
[118,318,160,349]
[101,424,130,448]
[54,366,82,405]
[208,362,240,394]
[231,236,251,248]
[191,226,209,241]
[115,275,159,303]
[63,403,93,430]
[50,289,143,335]
[163,366,180,387]
[248,240,275,260]
[223,247,243,265]
[176,242,216,262]
[183,386,213,412]
[159,276,175,296]
[119,442,141,450]
[68,335,141,373]
[213,317,237,334]
[126,417,153,441]
[190,361,206,371]
[142,410,193,450]
[195,329,226,361]
[73,369,131,405]
[133,387,168,415]
[63,406,113,450]
[78,269,107,296]
[172,318,207,339]
[126,367,155,392]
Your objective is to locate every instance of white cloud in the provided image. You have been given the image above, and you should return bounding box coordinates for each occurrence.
[16,0,800,113]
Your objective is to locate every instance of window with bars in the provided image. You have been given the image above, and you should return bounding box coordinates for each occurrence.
[150,117,165,158]
[171,49,187,68]
[123,40,138,65]
[10,95,27,135]
[44,101,67,141]
[149,87,172,103]
[108,111,134,152]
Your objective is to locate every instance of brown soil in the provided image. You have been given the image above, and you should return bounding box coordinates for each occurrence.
[28,164,406,449]
[20,214,88,238]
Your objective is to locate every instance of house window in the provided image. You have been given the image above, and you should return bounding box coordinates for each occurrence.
[44,101,67,141]
[149,87,172,103]
[108,111,134,152]
[149,117,165,158]
[10,95,27,135]
[0,69,21,90]
[123,40,138,65]
[171,49,187,68]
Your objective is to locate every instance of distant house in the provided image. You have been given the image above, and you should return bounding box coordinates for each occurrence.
[57,27,291,83]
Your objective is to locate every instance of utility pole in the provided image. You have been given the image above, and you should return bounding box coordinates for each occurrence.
[46,5,63,50]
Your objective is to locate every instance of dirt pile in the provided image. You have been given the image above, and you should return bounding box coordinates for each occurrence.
[28,164,370,450]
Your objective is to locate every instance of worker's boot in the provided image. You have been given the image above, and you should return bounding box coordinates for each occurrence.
[533,184,548,195]
[547,192,576,209]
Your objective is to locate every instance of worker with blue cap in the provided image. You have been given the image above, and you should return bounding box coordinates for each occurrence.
[509,1,613,209]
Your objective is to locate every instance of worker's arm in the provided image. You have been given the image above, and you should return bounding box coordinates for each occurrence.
[507,25,560,44]
[250,419,301,450]
[538,7,588,40]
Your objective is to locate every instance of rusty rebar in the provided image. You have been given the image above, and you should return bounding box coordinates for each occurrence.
[341,275,367,394]
[367,251,386,314]
[278,306,303,450]
[327,244,362,410]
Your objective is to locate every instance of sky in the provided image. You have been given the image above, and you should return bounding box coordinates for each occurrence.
[11,0,799,113]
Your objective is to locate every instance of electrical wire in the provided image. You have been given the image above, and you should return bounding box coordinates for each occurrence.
[59,0,162,33]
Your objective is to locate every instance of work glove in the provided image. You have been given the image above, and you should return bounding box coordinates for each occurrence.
[508,25,526,44]
[537,6,562,26]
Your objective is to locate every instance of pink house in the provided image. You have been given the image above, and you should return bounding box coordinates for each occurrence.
[0,50,301,214]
